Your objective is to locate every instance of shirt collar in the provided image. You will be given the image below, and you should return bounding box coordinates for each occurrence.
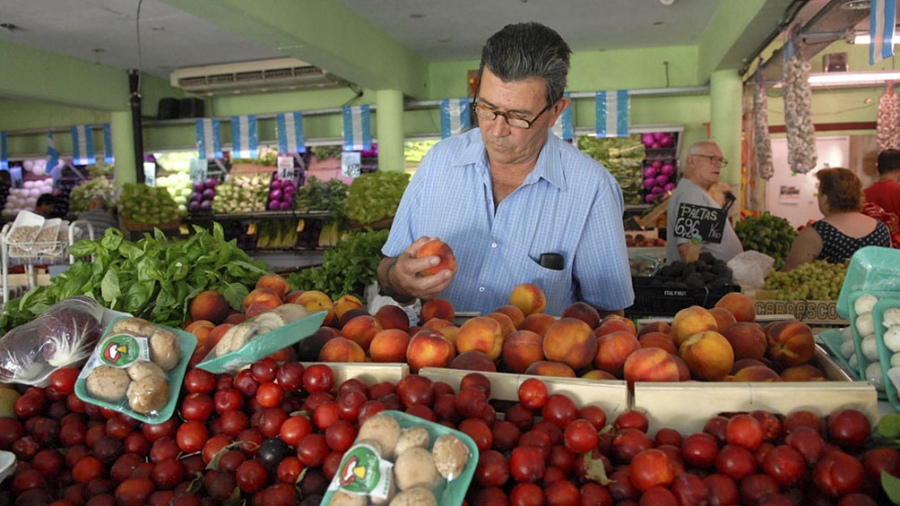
[455,129,567,191]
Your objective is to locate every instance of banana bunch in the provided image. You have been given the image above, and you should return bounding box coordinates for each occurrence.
[255,218,301,249]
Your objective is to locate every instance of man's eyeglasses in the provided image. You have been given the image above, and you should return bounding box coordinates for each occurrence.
[692,154,729,167]
[471,100,553,129]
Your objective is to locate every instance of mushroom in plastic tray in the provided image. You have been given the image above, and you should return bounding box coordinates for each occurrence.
[322,410,478,506]
[0,296,106,387]
[74,316,196,423]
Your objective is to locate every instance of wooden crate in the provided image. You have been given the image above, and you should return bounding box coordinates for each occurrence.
[419,368,629,418]
[631,347,878,435]
[300,362,409,385]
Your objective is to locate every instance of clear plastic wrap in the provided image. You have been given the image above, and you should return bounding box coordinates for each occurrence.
[0,295,105,385]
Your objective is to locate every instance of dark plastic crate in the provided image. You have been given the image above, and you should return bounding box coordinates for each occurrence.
[625,277,740,318]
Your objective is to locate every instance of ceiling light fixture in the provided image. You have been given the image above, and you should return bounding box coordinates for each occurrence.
[853,34,900,44]
[841,0,872,9]
[807,71,900,86]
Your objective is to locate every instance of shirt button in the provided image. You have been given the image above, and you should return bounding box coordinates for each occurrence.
[478,287,485,293]
[491,242,497,248]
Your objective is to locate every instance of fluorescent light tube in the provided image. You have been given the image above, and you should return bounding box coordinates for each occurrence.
[807,71,900,86]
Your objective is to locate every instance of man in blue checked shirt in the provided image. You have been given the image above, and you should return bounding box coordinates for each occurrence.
[377,22,634,317]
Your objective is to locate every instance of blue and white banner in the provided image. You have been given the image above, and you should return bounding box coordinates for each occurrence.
[871,0,897,65]
[276,112,306,154]
[46,131,59,173]
[196,119,222,160]
[103,123,114,164]
[551,93,574,141]
[231,115,258,159]
[596,90,630,138]
[71,125,96,165]
[342,105,372,152]
[0,132,6,171]
[440,98,470,139]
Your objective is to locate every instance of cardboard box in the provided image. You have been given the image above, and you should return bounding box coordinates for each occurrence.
[631,346,878,435]
[419,367,629,419]
[299,363,409,385]
[754,300,847,325]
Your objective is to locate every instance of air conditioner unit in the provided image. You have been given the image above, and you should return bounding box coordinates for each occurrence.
[170,58,348,96]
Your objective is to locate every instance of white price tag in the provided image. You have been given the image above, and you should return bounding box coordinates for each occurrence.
[277,155,296,183]
[342,152,361,178]
[189,158,208,182]
[143,162,156,187]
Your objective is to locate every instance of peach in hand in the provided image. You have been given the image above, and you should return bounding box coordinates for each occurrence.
[416,238,457,276]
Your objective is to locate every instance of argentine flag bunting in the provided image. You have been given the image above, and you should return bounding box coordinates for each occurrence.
[342,105,372,152]
[596,90,630,138]
[551,92,574,141]
[440,98,471,139]
[71,125,96,165]
[103,123,114,164]
[231,115,258,159]
[871,0,897,65]
[276,112,306,154]
[196,119,222,160]
[0,132,6,170]
[47,131,59,173]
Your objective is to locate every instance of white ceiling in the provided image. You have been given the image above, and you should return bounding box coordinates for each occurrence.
[0,0,773,81]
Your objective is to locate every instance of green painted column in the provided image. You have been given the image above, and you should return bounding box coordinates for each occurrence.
[710,69,742,187]
[375,89,405,172]
[110,111,137,185]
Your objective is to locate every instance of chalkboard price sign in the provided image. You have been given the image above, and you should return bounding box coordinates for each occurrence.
[673,202,727,244]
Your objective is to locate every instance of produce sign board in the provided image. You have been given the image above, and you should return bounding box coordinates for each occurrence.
[754,300,846,325]
[632,347,877,435]
[419,368,628,417]
[197,311,326,373]
[671,202,728,243]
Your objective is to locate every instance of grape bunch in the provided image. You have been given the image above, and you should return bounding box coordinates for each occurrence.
[763,259,847,300]
[735,212,796,270]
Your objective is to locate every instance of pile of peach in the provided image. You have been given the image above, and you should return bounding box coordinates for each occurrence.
[311,285,827,384]
[183,277,826,384]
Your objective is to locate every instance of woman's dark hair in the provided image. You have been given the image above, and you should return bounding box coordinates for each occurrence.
[478,22,571,106]
[817,167,863,213]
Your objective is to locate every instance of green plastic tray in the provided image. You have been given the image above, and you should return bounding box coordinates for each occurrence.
[816,328,859,381]
[836,246,900,319]
[872,299,900,412]
[321,410,479,506]
[74,318,197,424]
[196,310,326,373]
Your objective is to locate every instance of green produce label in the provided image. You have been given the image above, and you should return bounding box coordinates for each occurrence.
[673,203,727,244]
[329,442,393,499]
[98,334,150,368]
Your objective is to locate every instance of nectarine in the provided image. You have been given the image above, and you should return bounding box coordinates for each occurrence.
[406,329,456,372]
[542,317,597,370]
[319,336,367,363]
[456,316,504,361]
[671,306,718,346]
[715,292,757,323]
[594,330,641,378]
[501,330,544,374]
[189,291,230,324]
[624,348,681,383]
[369,329,412,363]
[679,330,734,381]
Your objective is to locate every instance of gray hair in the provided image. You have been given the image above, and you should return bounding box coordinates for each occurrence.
[478,22,571,106]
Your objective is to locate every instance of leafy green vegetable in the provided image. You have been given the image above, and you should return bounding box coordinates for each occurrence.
[118,183,183,225]
[577,134,646,205]
[882,472,900,504]
[0,222,270,331]
[293,176,349,216]
[286,228,390,301]
[735,212,796,270]
[312,145,342,161]
[345,171,410,225]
